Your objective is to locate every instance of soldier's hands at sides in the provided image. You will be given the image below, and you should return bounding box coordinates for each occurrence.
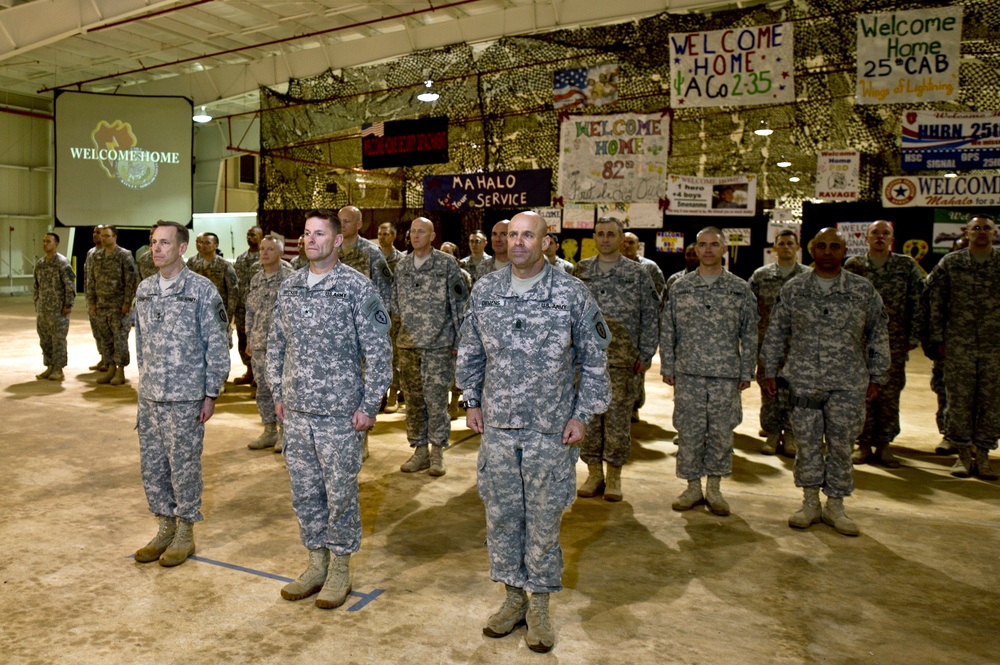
[765,378,778,397]
[352,410,374,431]
[121,304,130,315]
[466,407,484,434]
[61,306,72,316]
[662,375,675,386]
[738,381,751,392]
[563,418,585,445]
[275,402,286,421]
[633,360,649,374]
[246,347,252,357]
[866,382,879,403]
[451,347,458,357]
[198,397,216,423]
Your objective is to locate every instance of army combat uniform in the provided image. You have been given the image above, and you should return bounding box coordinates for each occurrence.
[134,267,231,522]
[660,270,758,481]
[137,250,158,281]
[233,249,262,372]
[843,253,922,455]
[459,252,489,278]
[762,270,890,498]
[33,252,76,371]
[457,262,611,593]
[391,249,468,455]
[748,262,808,441]
[245,264,294,427]
[86,245,138,367]
[548,256,575,274]
[473,255,509,284]
[267,262,392,555]
[573,256,659,469]
[187,255,239,350]
[339,235,392,312]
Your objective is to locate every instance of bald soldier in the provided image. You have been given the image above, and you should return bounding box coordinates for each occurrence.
[336,206,392,310]
[763,228,889,536]
[458,210,610,653]
[844,220,923,468]
[393,218,468,476]
[473,220,510,282]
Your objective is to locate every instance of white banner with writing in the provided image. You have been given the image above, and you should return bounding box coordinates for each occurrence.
[665,175,756,216]
[815,150,860,201]
[882,174,1000,208]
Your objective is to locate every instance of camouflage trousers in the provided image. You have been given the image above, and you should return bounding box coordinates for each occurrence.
[858,354,906,446]
[235,306,249,366]
[37,310,70,369]
[756,366,792,434]
[88,311,103,358]
[789,388,866,498]
[673,374,742,480]
[93,307,132,366]
[943,351,1000,451]
[633,371,646,410]
[284,411,364,554]
[397,347,454,448]
[582,366,636,467]
[137,399,205,522]
[251,351,276,424]
[477,426,577,593]
[931,360,946,435]
[389,319,400,393]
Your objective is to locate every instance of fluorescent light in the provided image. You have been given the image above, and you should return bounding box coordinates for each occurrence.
[192,106,212,123]
[417,80,439,103]
[789,176,800,182]
[753,120,773,136]
[944,172,958,178]
[777,158,791,168]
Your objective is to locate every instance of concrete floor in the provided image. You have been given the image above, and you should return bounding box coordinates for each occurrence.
[1,294,997,664]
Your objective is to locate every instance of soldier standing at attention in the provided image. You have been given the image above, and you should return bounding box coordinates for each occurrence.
[543,233,575,273]
[136,227,159,281]
[473,219,510,282]
[661,227,758,516]
[926,215,1000,480]
[748,229,807,456]
[763,228,890,536]
[132,221,230,567]
[460,230,490,276]
[336,205,392,309]
[573,217,659,501]
[268,210,392,610]
[245,235,295,452]
[844,220,923,468]
[187,232,239,350]
[664,243,701,300]
[377,222,405,274]
[33,233,76,381]
[233,226,264,386]
[86,225,138,386]
[394,218,468,476]
[458,210,609,653]
[84,225,107,371]
[621,232,666,298]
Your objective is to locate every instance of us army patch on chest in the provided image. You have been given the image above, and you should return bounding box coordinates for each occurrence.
[327,291,349,299]
[541,302,568,311]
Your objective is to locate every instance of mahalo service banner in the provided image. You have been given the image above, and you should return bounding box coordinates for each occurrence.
[423,169,551,211]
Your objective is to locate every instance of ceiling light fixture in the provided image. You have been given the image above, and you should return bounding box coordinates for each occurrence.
[944,172,958,178]
[417,80,439,103]
[777,157,792,168]
[192,106,212,123]
[753,120,773,136]
[788,176,801,182]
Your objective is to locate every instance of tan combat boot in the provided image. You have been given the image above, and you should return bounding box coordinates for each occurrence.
[48,368,64,381]
[950,446,974,478]
[134,515,176,563]
[788,487,822,529]
[876,443,900,468]
[89,361,107,371]
[248,422,279,450]
[429,445,446,476]
[159,520,196,566]
[851,443,873,465]
[761,432,780,455]
[705,475,730,516]
[35,367,53,380]
[110,365,126,385]
[576,463,605,498]
[603,465,623,502]
[315,553,352,609]
[384,390,399,414]
[525,592,554,653]
[274,425,284,454]
[975,447,998,480]
[281,548,329,601]
[672,479,704,511]
[483,585,528,638]
[400,445,430,473]
[822,497,860,536]
[782,432,798,457]
[96,364,116,384]
[448,392,461,421]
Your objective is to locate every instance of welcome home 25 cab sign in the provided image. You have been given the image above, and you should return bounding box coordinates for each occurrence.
[361,117,449,169]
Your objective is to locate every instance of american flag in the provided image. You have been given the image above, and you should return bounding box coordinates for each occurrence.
[282,236,301,263]
[553,68,589,110]
[361,122,385,137]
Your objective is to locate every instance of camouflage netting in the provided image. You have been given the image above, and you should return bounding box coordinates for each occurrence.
[259,0,1000,237]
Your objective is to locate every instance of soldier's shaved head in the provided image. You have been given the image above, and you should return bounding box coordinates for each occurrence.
[507,211,547,276]
[811,227,847,277]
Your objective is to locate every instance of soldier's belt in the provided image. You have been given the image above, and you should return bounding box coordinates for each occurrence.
[789,391,828,410]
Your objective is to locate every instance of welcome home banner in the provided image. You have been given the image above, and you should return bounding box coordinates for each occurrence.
[665,175,757,217]
[901,110,1000,171]
[881,174,1000,208]
[669,23,794,108]
[557,113,669,203]
[423,169,552,211]
[361,117,449,169]
[855,6,961,105]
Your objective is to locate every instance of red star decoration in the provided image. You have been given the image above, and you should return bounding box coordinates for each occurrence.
[781,71,790,79]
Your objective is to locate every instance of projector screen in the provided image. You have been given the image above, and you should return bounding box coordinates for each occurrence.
[55,91,193,228]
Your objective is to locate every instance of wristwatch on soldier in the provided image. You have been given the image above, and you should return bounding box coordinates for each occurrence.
[461,398,481,409]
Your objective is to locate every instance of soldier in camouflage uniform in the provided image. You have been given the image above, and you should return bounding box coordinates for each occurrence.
[268,210,392,610]
[457,211,610,654]
[378,222,405,412]
[763,228,890,536]
[84,225,107,371]
[233,226,264,385]
[543,233,575,273]
[844,220,923,468]
[86,225,138,386]
[661,227,757,517]
[245,235,295,452]
[748,229,807,456]
[473,220,510,283]
[621,231,666,421]
[33,233,76,381]
[573,218,659,502]
[926,215,1000,481]
[393,218,468,476]
[460,230,490,276]
[187,232,239,352]
[336,206,392,309]
[132,221,231,567]
[136,228,159,281]
[663,244,700,302]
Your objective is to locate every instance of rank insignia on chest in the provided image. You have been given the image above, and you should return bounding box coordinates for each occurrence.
[303,308,313,318]
[513,318,524,331]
